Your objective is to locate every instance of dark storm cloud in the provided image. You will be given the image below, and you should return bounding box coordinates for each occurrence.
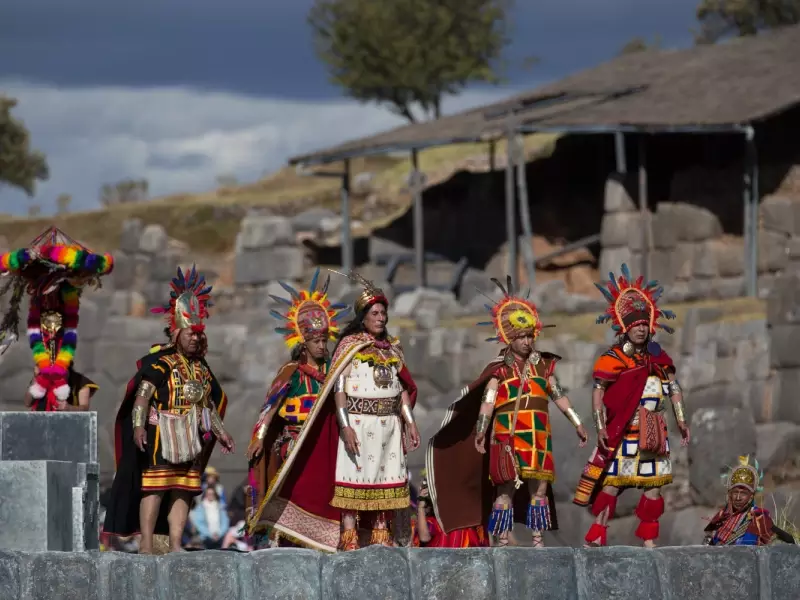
[1,0,700,98]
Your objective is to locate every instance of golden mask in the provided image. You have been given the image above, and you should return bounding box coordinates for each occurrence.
[174,292,203,329]
[40,311,63,337]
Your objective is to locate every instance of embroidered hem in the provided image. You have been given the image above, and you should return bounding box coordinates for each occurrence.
[602,474,673,488]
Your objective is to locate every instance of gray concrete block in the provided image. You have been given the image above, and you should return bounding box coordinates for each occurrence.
[321,546,410,600]
[0,461,76,551]
[24,552,98,600]
[0,412,97,464]
[657,546,759,600]
[162,551,242,600]
[411,548,495,600]
[99,552,158,600]
[0,551,19,600]
[767,544,800,600]
[495,547,577,600]
[251,549,322,600]
[577,546,662,599]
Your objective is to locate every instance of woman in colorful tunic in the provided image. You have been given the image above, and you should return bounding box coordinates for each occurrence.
[704,456,795,546]
[573,264,690,548]
[427,276,587,547]
[250,271,420,553]
[244,269,347,547]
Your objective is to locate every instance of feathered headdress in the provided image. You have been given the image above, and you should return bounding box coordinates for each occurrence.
[269,268,349,349]
[330,269,388,314]
[151,264,213,332]
[722,455,763,495]
[594,263,676,335]
[0,227,114,407]
[476,275,553,344]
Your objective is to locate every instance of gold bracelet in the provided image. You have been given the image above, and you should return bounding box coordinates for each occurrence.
[132,405,147,428]
[669,380,683,397]
[136,380,156,400]
[476,413,491,436]
[564,407,582,428]
[481,387,497,405]
[256,423,268,440]
[672,398,687,424]
[592,409,605,432]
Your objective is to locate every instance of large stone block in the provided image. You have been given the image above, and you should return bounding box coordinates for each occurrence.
[775,368,800,424]
[139,224,168,255]
[577,546,662,598]
[599,248,642,281]
[604,174,637,213]
[758,230,790,273]
[0,461,77,551]
[769,323,800,369]
[119,219,143,253]
[99,552,157,600]
[251,549,322,600]
[236,215,293,251]
[162,551,241,600]
[652,204,682,250]
[767,271,800,326]
[0,412,97,464]
[234,246,305,285]
[410,548,494,600]
[600,212,643,249]
[672,204,724,242]
[26,552,98,600]
[688,407,756,506]
[760,195,800,237]
[494,547,577,600]
[321,546,410,600]
[657,546,759,600]
[0,552,19,600]
[767,544,800,600]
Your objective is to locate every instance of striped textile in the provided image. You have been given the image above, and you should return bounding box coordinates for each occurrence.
[157,407,202,464]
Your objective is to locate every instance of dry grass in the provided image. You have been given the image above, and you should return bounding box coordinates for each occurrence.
[0,135,558,254]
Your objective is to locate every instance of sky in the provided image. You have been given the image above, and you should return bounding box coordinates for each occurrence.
[0,0,701,215]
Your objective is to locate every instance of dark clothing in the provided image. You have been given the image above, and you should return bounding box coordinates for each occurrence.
[30,369,97,411]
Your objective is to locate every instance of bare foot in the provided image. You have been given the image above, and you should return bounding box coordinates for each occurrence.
[643,540,657,549]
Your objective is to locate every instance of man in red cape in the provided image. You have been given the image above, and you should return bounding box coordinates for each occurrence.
[250,271,419,552]
[103,265,235,553]
[573,264,690,548]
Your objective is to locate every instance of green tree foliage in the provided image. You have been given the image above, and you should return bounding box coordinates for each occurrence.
[695,0,800,44]
[99,178,149,207]
[618,35,663,55]
[0,96,48,196]
[308,0,513,122]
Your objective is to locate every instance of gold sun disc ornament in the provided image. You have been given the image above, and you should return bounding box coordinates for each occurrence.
[183,379,205,404]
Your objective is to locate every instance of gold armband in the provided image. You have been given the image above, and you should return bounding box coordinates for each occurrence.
[592,379,608,391]
[669,380,682,397]
[482,387,497,405]
[400,403,415,425]
[672,398,687,424]
[476,414,491,436]
[334,375,346,394]
[256,423,268,440]
[564,407,582,429]
[592,408,606,432]
[136,380,156,400]
[132,405,147,429]
[549,376,565,400]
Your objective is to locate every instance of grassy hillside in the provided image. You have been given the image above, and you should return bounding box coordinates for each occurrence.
[0,135,559,254]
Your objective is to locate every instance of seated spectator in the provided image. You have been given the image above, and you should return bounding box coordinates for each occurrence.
[202,466,227,506]
[190,486,229,549]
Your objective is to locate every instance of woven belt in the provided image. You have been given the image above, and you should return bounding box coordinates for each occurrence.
[346,396,399,416]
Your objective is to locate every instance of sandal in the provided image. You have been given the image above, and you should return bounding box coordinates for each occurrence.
[531,533,545,548]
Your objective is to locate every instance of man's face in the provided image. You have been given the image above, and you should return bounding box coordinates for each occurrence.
[627,323,649,345]
[177,328,203,356]
[305,337,327,361]
[509,334,534,358]
[363,303,387,336]
[206,474,218,486]
[729,487,753,513]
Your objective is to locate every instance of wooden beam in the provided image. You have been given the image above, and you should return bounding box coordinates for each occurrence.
[410,149,427,288]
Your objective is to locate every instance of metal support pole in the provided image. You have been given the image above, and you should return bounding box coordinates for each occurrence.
[614,132,627,174]
[341,159,353,272]
[410,149,426,288]
[505,128,518,279]
[638,136,650,281]
[744,127,759,297]
[514,134,536,288]
[489,140,496,172]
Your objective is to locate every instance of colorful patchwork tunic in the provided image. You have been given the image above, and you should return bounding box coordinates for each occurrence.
[704,506,783,546]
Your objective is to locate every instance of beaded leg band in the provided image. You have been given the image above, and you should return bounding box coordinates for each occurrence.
[488,503,514,536]
[634,495,665,541]
[526,496,552,532]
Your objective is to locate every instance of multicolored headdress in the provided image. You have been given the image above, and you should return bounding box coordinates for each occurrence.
[331,270,388,314]
[0,227,114,407]
[477,276,552,344]
[151,265,213,333]
[270,268,349,349]
[594,263,676,335]
[723,455,764,495]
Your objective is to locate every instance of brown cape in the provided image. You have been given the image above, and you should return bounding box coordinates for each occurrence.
[426,356,559,533]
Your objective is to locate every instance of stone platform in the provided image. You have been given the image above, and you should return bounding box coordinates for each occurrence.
[0,545,797,600]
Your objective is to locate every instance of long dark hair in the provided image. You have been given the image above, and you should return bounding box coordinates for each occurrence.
[332,301,389,356]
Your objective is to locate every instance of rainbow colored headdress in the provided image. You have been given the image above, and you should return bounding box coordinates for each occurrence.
[151,265,213,333]
[270,268,349,349]
[0,227,114,408]
[477,276,552,344]
[722,455,763,494]
[594,263,676,335]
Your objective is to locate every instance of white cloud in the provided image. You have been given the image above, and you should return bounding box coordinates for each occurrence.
[0,81,513,215]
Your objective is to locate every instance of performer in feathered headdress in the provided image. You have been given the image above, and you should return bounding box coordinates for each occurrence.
[103,264,235,554]
[426,275,587,548]
[0,227,112,411]
[573,263,689,548]
[250,270,420,552]
[244,268,348,548]
[704,456,795,546]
